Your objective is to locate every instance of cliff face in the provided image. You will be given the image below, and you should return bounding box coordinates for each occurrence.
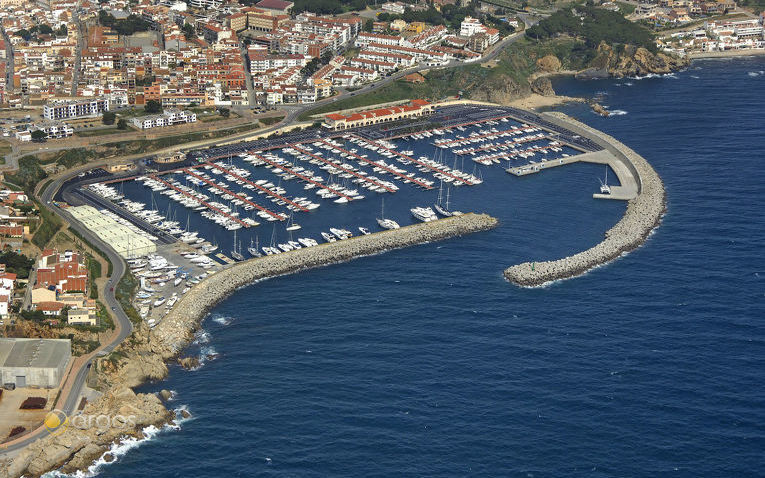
[577,42,689,78]
[5,387,172,478]
[468,75,529,105]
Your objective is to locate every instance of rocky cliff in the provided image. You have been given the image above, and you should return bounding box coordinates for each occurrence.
[576,42,689,79]
[4,387,172,478]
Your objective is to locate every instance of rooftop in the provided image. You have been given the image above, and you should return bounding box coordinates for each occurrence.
[0,338,71,369]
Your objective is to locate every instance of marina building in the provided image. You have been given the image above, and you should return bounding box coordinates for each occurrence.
[323,99,433,130]
[0,338,71,388]
[68,205,157,258]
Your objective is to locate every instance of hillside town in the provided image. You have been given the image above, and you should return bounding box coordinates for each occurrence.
[0,0,522,143]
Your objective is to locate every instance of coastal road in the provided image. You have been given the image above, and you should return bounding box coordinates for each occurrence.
[0,172,132,457]
[0,18,541,458]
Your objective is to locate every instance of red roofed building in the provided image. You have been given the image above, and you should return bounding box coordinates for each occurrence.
[323,99,433,130]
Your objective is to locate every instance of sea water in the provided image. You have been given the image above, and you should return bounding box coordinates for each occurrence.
[92,57,765,477]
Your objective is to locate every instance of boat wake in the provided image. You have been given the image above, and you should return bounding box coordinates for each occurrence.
[747,71,764,77]
[43,407,192,478]
[608,109,628,116]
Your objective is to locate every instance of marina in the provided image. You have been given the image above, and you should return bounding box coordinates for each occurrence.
[59,103,626,330]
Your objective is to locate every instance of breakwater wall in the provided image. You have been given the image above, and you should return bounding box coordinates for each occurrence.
[154,213,498,353]
[503,113,666,287]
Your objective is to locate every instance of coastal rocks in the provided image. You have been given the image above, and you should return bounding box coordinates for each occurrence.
[589,42,689,78]
[536,54,562,73]
[6,387,172,478]
[504,112,666,287]
[530,77,556,97]
[590,102,610,116]
[153,214,498,355]
[177,356,200,370]
[469,75,527,105]
[158,389,173,401]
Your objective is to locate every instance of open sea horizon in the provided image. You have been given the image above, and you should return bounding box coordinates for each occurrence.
[71,56,765,477]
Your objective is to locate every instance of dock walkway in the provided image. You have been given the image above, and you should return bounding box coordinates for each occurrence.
[292,145,396,193]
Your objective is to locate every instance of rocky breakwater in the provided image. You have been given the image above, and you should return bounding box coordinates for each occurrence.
[504,113,666,287]
[3,214,495,478]
[154,213,498,354]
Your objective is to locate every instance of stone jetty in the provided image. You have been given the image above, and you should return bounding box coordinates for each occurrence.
[504,113,666,287]
[154,213,498,352]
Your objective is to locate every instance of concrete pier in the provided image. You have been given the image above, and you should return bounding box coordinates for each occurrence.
[506,149,639,201]
[504,112,666,287]
[152,213,498,352]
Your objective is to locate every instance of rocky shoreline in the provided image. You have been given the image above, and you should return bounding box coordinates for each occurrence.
[504,113,666,287]
[3,213,497,478]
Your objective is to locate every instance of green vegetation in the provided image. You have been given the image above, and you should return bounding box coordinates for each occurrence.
[74,128,123,137]
[7,155,47,194]
[144,100,163,114]
[115,270,142,325]
[32,200,62,249]
[615,1,636,15]
[98,11,151,36]
[31,130,47,142]
[0,251,34,279]
[102,111,116,125]
[739,0,765,13]
[527,5,657,52]
[117,118,128,130]
[88,255,102,300]
[260,116,284,126]
[98,123,262,156]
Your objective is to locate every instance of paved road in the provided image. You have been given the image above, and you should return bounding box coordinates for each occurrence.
[0,171,132,456]
[71,0,85,97]
[0,18,542,458]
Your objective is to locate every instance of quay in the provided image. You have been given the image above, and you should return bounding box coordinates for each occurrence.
[506,147,639,201]
[503,112,666,287]
[152,213,498,353]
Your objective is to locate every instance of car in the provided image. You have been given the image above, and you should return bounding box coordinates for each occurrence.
[111,306,116,311]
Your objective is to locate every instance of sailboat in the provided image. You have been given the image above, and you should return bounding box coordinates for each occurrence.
[434,181,453,217]
[248,236,262,257]
[376,197,400,230]
[599,166,611,194]
[231,229,245,261]
[285,211,301,231]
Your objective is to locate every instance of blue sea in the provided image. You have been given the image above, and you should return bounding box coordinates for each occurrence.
[95,57,765,476]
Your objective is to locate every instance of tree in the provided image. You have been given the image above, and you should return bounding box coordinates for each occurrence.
[363,19,374,32]
[56,24,68,36]
[38,24,53,35]
[102,111,116,125]
[144,100,162,114]
[320,51,333,65]
[182,23,195,40]
[117,118,128,130]
[31,130,47,142]
[218,107,230,118]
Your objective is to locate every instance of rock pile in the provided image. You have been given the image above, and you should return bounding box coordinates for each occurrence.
[504,113,666,287]
[154,213,498,353]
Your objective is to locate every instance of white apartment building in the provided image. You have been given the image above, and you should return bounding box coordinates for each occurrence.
[460,17,485,38]
[131,109,197,129]
[43,98,109,120]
